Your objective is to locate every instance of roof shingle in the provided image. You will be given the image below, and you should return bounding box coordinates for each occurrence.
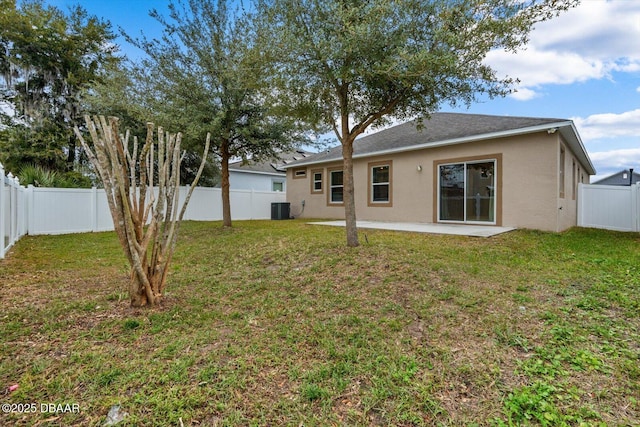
[286,112,570,166]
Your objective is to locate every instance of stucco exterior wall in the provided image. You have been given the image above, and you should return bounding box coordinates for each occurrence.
[286,131,591,232]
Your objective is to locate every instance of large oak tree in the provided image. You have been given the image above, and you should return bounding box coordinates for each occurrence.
[126,0,307,227]
[259,0,577,246]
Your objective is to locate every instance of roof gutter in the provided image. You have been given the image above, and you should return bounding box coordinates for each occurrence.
[559,122,596,175]
[228,168,285,176]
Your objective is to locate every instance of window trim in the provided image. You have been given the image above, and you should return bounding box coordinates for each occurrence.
[293,167,307,179]
[572,160,576,200]
[327,167,344,206]
[559,146,565,198]
[367,161,392,207]
[310,168,324,194]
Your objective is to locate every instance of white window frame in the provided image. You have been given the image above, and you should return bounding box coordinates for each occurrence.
[272,179,284,192]
[368,161,392,207]
[328,169,344,205]
[311,169,323,194]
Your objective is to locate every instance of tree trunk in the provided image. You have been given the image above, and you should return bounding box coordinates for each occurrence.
[130,273,149,307]
[75,116,210,308]
[342,138,359,247]
[66,133,76,169]
[221,138,232,228]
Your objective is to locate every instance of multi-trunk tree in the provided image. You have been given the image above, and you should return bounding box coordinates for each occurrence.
[74,115,210,307]
[258,0,577,246]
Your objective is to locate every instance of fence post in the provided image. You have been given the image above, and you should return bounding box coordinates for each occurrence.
[250,189,255,220]
[0,162,5,259]
[11,175,19,247]
[91,187,97,232]
[8,172,15,251]
[577,183,584,227]
[27,185,35,236]
[634,183,640,232]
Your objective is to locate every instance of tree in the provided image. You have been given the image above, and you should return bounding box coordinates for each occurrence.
[74,115,210,307]
[125,0,307,227]
[0,0,119,176]
[80,60,221,187]
[258,0,577,246]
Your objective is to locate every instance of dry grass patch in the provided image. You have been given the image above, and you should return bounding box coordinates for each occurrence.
[1,221,638,426]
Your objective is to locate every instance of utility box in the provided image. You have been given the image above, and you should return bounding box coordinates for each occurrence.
[271,202,291,220]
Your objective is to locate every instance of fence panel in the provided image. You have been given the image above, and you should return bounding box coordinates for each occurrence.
[29,187,96,235]
[1,163,28,259]
[578,183,640,232]
[26,186,286,235]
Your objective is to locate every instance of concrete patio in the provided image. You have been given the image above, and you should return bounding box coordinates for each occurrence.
[309,220,516,237]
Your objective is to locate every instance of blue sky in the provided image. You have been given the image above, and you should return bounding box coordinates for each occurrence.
[44,0,640,181]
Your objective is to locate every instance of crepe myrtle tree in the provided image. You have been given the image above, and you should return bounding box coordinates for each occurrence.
[74,115,210,307]
[258,0,577,247]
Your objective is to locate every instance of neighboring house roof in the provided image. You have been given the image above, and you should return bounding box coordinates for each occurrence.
[283,112,596,175]
[592,169,640,185]
[229,149,314,176]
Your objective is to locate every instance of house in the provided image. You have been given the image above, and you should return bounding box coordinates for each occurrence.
[284,112,596,232]
[591,169,640,186]
[228,149,312,192]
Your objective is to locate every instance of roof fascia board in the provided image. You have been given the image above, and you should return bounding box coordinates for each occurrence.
[561,122,596,175]
[284,121,574,169]
[229,169,285,176]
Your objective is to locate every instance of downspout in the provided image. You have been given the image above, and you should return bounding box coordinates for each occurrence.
[630,168,634,186]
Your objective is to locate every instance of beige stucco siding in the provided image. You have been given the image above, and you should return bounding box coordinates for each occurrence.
[287,131,590,231]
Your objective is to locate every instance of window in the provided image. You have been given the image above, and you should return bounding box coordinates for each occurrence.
[272,180,284,192]
[559,147,565,198]
[310,169,323,193]
[329,169,343,204]
[368,161,392,206]
[437,158,497,224]
[293,167,307,179]
[572,160,576,200]
[578,166,581,184]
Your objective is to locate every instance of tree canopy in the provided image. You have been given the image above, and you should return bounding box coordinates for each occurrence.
[124,0,309,227]
[0,0,120,179]
[258,0,578,246]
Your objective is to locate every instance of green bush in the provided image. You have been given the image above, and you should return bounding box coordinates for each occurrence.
[18,165,92,188]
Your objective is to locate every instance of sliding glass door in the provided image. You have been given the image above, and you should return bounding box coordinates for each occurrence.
[439,160,496,224]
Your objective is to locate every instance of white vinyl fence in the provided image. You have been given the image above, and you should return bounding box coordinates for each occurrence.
[1,163,28,259]
[578,183,640,232]
[1,163,286,259]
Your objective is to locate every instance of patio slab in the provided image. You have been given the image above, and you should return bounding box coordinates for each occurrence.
[309,220,516,238]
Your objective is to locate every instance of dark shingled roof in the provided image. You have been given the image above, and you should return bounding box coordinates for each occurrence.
[229,149,314,175]
[592,169,640,186]
[284,112,595,175]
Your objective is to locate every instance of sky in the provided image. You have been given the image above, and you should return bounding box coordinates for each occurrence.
[42,0,640,181]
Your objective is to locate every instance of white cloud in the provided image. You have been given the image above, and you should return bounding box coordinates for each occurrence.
[572,109,640,141]
[637,86,640,93]
[486,0,640,98]
[530,1,640,59]
[508,87,538,101]
[590,148,640,165]
[589,148,640,180]
[487,48,609,88]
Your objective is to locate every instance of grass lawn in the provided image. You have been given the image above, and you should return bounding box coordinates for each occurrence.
[1,220,639,426]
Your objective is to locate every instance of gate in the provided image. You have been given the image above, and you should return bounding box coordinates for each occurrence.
[578,183,640,232]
